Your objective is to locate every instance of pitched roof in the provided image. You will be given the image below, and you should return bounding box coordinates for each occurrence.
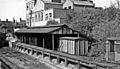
[15,24,95,41]
[42,0,63,5]
[15,26,60,33]
[70,0,94,6]
[15,24,66,33]
[73,1,94,6]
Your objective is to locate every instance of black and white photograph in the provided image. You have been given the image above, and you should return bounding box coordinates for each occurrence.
[0,0,120,69]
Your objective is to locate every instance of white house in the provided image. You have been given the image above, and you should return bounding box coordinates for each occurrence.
[26,0,95,27]
[63,0,95,12]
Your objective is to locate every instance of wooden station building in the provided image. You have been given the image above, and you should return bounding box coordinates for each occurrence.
[15,24,90,56]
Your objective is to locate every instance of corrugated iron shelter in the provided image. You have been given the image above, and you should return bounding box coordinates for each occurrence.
[15,24,91,55]
[106,37,120,61]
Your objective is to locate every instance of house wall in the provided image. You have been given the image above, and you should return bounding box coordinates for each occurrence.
[44,3,63,10]
[33,0,45,12]
[26,0,34,14]
[29,8,68,27]
[26,0,45,14]
[73,5,86,12]
[43,9,54,21]
[54,9,67,18]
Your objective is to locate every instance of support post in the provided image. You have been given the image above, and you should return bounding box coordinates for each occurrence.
[49,53,52,61]
[21,35,23,42]
[52,34,54,50]
[93,64,97,69]
[42,51,44,58]
[78,60,81,69]
[35,34,37,46]
[78,34,80,56]
[65,57,68,67]
[57,55,60,64]
[43,36,45,49]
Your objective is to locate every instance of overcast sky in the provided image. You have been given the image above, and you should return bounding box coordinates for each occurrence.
[0,0,116,21]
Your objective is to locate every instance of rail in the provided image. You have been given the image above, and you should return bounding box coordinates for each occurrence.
[0,54,21,69]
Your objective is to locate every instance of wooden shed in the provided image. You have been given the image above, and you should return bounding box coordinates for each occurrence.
[15,24,91,56]
[106,37,120,61]
[59,37,88,56]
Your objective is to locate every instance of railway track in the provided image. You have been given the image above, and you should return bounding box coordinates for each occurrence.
[0,47,63,69]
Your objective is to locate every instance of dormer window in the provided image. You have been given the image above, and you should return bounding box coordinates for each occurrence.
[45,14,48,20]
[64,7,67,9]
[49,13,52,20]
[68,6,71,9]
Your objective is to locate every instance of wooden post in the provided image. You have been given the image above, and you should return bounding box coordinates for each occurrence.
[93,64,97,69]
[49,53,52,61]
[24,34,26,43]
[43,36,45,49]
[57,55,60,64]
[21,34,23,42]
[65,57,68,67]
[78,60,81,69]
[29,36,31,44]
[35,34,37,46]
[52,34,54,50]
[42,51,44,58]
[78,34,80,56]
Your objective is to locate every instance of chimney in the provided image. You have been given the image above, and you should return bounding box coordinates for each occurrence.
[6,19,8,22]
[13,17,15,22]
[20,18,22,22]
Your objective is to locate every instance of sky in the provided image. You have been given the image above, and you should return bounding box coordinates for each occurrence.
[0,0,116,21]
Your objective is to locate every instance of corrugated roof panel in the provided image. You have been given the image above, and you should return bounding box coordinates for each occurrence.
[15,27,60,33]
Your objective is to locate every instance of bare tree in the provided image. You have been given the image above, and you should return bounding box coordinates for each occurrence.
[110,0,120,9]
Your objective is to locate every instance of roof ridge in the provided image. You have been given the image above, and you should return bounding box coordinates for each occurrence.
[28,24,67,29]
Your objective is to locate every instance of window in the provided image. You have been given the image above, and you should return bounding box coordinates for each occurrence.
[64,7,67,9]
[29,3,32,9]
[41,12,43,21]
[35,14,37,22]
[68,6,71,9]
[110,41,114,52]
[26,18,30,26]
[32,17,34,22]
[38,12,40,21]
[26,3,29,10]
[49,13,52,20]
[45,14,48,20]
